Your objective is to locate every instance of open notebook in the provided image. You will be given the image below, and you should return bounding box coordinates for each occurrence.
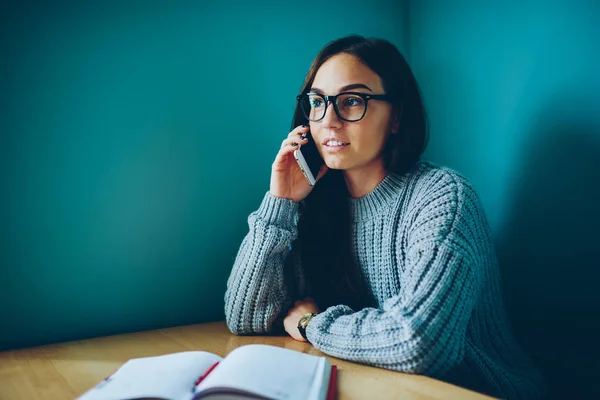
[77,344,337,400]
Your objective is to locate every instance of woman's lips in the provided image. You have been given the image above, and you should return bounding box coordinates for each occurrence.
[323,143,350,152]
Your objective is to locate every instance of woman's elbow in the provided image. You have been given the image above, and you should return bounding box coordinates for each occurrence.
[226,319,250,336]
[225,309,255,335]
[388,334,464,376]
[224,308,276,336]
[414,340,464,376]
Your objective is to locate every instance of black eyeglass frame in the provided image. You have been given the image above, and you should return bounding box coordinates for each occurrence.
[296,91,395,122]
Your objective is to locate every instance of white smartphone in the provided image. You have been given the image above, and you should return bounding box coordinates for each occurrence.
[293,131,324,186]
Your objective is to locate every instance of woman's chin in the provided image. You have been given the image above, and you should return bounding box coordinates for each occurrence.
[324,159,348,170]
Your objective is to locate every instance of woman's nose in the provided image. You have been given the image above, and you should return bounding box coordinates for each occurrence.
[321,101,342,128]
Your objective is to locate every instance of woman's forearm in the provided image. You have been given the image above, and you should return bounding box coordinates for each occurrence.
[224,192,303,334]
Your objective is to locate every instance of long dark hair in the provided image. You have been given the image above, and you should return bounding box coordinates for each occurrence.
[291,35,429,311]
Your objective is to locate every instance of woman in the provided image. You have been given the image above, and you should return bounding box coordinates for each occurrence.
[224,35,544,399]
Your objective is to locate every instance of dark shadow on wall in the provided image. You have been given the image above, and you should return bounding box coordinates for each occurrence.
[496,95,600,400]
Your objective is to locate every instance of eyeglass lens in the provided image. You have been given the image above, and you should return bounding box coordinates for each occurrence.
[300,93,366,122]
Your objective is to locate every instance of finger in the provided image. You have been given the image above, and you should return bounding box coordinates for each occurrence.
[282,143,301,155]
[273,143,300,164]
[287,125,311,139]
[281,136,307,149]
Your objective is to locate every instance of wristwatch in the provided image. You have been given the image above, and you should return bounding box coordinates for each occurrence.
[297,312,318,342]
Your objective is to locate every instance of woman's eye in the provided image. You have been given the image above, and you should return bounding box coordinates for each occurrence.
[310,98,324,108]
[344,97,363,106]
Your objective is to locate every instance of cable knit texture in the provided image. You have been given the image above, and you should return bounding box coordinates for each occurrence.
[224,161,545,400]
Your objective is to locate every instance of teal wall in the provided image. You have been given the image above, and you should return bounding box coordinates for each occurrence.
[3,1,599,396]
[0,1,406,350]
[409,1,600,398]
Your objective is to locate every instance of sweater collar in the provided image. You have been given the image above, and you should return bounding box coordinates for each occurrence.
[348,172,405,222]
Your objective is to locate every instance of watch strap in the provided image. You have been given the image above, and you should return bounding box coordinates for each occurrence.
[297,312,317,342]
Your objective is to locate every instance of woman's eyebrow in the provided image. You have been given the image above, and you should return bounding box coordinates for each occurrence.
[309,83,373,93]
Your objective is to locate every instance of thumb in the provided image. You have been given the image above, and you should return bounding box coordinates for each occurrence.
[315,164,329,183]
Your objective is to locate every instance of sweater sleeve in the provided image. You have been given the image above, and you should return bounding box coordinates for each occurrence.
[305,173,485,377]
[224,191,307,335]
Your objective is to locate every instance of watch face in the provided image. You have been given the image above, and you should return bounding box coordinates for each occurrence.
[299,313,315,327]
[299,316,310,327]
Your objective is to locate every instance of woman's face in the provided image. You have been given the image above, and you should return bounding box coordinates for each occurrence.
[309,53,396,173]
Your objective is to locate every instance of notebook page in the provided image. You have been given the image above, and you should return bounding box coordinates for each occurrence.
[305,356,330,400]
[78,351,223,400]
[195,344,330,400]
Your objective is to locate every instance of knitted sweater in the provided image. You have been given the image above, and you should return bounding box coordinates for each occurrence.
[224,161,544,400]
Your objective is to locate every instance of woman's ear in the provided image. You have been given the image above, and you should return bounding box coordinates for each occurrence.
[391,107,403,134]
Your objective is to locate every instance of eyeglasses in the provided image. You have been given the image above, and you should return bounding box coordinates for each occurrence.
[296,91,394,122]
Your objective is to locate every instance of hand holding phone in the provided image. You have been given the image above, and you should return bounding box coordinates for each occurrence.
[293,130,324,186]
[270,125,328,203]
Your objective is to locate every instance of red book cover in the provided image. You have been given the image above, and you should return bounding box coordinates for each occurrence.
[326,365,338,400]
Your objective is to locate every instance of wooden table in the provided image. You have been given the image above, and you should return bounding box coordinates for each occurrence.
[0,321,495,400]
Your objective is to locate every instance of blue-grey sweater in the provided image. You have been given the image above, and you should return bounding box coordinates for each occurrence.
[224,161,544,399]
